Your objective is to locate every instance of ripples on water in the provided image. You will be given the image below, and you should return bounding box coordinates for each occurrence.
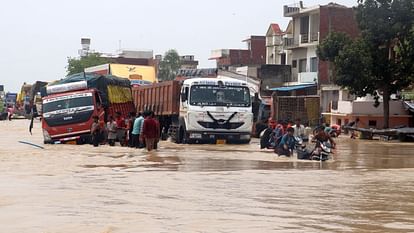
[1,120,414,233]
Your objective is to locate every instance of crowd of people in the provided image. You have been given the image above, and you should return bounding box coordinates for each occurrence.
[263,118,337,157]
[91,110,160,151]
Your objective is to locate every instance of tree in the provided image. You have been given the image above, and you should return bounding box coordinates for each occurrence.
[66,53,110,75]
[317,0,414,128]
[158,49,181,81]
[317,32,353,83]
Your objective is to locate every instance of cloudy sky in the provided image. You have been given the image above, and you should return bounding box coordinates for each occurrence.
[0,0,357,92]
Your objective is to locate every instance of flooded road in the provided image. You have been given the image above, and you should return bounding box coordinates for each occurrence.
[1,120,414,233]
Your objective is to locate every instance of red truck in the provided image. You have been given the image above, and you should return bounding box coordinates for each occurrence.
[41,73,134,144]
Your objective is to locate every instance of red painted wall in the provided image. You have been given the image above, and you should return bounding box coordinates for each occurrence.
[318,6,360,85]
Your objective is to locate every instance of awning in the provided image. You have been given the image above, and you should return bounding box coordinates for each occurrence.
[269,84,316,91]
[404,101,414,113]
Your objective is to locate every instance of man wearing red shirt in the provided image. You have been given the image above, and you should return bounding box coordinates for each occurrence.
[115,112,126,146]
[141,111,159,151]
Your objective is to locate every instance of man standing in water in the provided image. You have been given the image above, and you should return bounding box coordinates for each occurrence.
[141,111,158,151]
[115,112,126,146]
[91,116,101,147]
[131,112,144,148]
[106,116,117,146]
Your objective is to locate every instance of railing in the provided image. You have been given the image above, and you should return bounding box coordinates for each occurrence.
[283,37,299,48]
[284,5,300,16]
[300,34,309,44]
[310,32,319,42]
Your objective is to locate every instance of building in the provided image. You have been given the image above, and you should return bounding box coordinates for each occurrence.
[210,35,266,70]
[265,24,286,65]
[325,93,412,129]
[180,55,199,69]
[85,63,157,84]
[282,1,359,113]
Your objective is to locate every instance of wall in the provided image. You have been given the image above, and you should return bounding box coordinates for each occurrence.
[249,36,267,65]
[318,6,359,85]
[259,65,291,97]
[331,115,411,129]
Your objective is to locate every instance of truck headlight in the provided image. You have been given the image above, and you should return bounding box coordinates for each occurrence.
[42,129,52,141]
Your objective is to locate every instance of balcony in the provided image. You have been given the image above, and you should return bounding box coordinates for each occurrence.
[298,72,317,83]
[283,37,299,49]
[300,34,309,44]
[284,4,300,17]
[266,36,282,47]
[310,32,319,42]
[299,32,319,46]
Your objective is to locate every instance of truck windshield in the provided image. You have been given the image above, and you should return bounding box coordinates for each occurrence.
[190,85,250,107]
[42,93,94,115]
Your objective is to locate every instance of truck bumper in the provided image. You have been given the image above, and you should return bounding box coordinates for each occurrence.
[186,131,251,144]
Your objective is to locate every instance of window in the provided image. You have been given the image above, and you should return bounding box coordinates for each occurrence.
[299,59,307,73]
[369,120,377,128]
[292,60,297,68]
[300,16,309,35]
[310,57,318,72]
[281,53,286,65]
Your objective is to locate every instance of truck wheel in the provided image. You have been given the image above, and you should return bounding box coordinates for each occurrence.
[176,124,191,144]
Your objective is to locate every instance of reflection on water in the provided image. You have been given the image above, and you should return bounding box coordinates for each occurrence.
[1,120,414,233]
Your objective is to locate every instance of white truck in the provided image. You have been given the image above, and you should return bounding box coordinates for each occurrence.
[132,76,253,144]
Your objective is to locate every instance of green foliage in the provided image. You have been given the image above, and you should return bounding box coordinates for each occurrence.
[158,49,181,81]
[317,32,352,62]
[318,0,414,128]
[66,53,110,75]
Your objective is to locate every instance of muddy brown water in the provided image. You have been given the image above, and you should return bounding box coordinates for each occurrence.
[1,120,414,233]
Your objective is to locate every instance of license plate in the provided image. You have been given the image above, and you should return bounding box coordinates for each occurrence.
[216,139,226,144]
[65,140,77,145]
[190,133,202,139]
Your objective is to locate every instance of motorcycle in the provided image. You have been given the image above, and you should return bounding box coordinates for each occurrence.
[309,140,332,161]
[260,127,284,149]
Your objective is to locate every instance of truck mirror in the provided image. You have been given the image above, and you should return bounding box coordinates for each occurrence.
[181,92,187,102]
[181,87,189,102]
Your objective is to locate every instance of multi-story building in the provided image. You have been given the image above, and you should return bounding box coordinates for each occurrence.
[210,36,266,70]
[179,55,199,70]
[265,24,285,65]
[283,1,359,112]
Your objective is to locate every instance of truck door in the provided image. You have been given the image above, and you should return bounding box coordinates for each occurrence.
[180,86,189,110]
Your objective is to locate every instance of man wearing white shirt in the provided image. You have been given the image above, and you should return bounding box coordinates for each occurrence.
[292,118,305,138]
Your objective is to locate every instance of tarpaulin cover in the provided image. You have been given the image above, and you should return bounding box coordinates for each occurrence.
[107,85,132,104]
[43,72,132,107]
[269,84,316,91]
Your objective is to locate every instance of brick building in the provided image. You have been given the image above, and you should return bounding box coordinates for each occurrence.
[210,36,266,70]
[283,1,359,113]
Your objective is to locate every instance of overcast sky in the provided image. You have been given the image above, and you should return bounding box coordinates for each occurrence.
[0,0,357,92]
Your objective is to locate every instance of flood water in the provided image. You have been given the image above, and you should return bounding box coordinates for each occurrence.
[1,120,414,233]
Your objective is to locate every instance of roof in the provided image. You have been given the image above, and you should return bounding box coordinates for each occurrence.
[183,76,248,86]
[269,84,316,91]
[270,24,283,35]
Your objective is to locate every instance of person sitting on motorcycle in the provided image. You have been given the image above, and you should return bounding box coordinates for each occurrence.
[313,126,336,149]
[276,127,296,156]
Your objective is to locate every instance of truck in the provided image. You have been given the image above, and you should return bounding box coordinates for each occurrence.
[132,76,253,144]
[5,92,17,107]
[41,73,134,144]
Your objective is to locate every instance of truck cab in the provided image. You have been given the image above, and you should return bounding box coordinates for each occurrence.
[175,77,253,143]
[41,81,104,144]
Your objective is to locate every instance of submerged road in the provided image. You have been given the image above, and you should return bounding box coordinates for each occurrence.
[1,120,414,233]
